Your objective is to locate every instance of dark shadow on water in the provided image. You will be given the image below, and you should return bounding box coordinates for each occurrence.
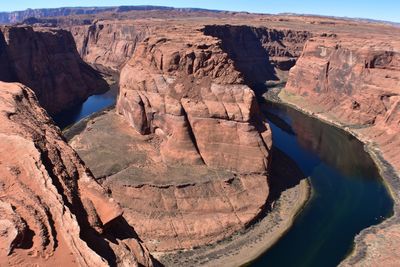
[267,146,306,204]
[53,86,119,129]
[251,101,394,267]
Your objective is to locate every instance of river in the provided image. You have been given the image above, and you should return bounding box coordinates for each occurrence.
[251,102,393,267]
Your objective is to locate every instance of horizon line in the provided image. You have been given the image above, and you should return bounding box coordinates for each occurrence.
[0,4,399,24]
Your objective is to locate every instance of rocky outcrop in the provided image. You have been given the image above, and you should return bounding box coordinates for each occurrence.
[203,25,311,88]
[117,29,272,173]
[116,175,269,252]
[0,82,154,266]
[0,25,108,114]
[70,21,150,71]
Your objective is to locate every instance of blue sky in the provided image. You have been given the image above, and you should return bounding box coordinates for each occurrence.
[1,0,399,23]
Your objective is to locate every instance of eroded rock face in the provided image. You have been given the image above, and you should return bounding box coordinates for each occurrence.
[282,35,400,266]
[0,26,108,115]
[203,25,311,87]
[70,21,150,71]
[118,175,269,251]
[284,36,400,170]
[66,110,270,252]
[0,82,154,267]
[111,26,274,252]
[117,30,272,173]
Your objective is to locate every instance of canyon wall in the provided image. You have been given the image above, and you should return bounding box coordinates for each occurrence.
[283,35,400,170]
[0,26,108,114]
[203,25,311,88]
[282,35,400,266]
[70,21,150,71]
[0,82,154,266]
[117,27,273,173]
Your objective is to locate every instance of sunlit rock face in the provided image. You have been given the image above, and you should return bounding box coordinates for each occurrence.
[113,24,273,251]
[0,82,154,267]
[117,26,273,173]
[284,35,400,170]
[283,33,400,266]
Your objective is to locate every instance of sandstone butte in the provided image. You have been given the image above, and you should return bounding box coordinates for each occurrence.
[111,26,277,252]
[0,7,400,267]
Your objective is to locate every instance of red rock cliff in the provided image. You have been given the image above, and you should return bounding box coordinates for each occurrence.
[0,26,109,115]
[0,82,154,266]
[284,35,400,170]
[203,25,311,87]
[282,34,400,266]
[117,26,273,173]
[70,20,150,71]
[110,25,274,252]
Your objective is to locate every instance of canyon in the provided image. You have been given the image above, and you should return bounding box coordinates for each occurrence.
[0,6,399,267]
[0,25,108,114]
[281,33,400,266]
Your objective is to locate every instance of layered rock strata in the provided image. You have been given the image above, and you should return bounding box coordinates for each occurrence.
[284,35,400,171]
[203,25,311,87]
[70,21,150,71]
[110,27,274,251]
[0,26,108,114]
[117,29,273,172]
[281,34,400,266]
[67,110,270,252]
[0,82,154,267]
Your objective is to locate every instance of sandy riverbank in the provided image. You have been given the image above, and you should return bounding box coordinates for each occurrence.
[278,90,400,266]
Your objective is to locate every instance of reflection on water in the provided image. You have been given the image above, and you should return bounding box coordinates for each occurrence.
[252,102,393,267]
[273,103,378,178]
[53,87,119,129]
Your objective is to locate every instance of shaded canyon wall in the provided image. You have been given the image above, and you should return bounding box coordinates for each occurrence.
[0,25,108,115]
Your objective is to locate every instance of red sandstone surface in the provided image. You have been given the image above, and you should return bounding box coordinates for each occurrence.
[0,82,154,266]
[281,26,400,267]
[116,26,273,172]
[66,109,270,252]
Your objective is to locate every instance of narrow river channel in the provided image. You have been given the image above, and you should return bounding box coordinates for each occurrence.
[53,89,394,267]
[251,102,393,267]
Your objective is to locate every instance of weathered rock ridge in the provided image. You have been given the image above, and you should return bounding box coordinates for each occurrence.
[66,110,270,252]
[0,82,154,266]
[106,25,276,252]
[0,25,108,114]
